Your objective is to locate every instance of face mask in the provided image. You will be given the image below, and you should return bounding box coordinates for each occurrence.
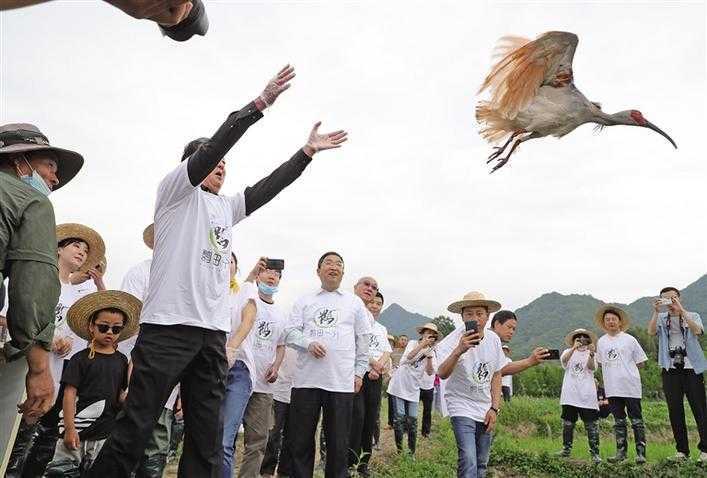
[18,157,51,196]
[258,282,278,296]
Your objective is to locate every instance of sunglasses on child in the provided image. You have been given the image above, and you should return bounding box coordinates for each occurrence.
[94,323,125,335]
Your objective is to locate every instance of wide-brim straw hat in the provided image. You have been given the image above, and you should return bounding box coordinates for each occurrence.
[56,223,106,273]
[564,328,598,347]
[415,322,439,337]
[447,291,501,315]
[594,305,631,331]
[143,223,154,249]
[0,123,83,191]
[67,290,141,342]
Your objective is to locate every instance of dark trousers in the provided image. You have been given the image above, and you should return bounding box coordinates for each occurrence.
[85,324,228,478]
[501,386,512,403]
[348,373,383,470]
[419,387,433,437]
[260,399,292,477]
[387,393,394,428]
[287,387,353,478]
[662,368,707,454]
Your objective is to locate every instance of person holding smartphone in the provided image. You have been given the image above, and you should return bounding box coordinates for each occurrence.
[386,322,438,455]
[437,292,504,478]
[556,329,601,463]
[647,286,707,462]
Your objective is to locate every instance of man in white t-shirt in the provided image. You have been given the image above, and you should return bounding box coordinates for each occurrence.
[88,66,350,478]
[348,283,390,477]
[437,292,504,478]
[595,305,648,464]
[284,251,371,478]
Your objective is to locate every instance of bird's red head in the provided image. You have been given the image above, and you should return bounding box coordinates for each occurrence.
[630,110,647,126]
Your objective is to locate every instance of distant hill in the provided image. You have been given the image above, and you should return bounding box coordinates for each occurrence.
[379,303,432,338]
[380,274,707,356]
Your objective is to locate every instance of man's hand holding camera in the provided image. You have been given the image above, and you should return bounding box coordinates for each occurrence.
[455,331,481,355]
[529,347,551,365]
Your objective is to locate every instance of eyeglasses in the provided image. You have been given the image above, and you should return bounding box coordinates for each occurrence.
[94,323,124,335]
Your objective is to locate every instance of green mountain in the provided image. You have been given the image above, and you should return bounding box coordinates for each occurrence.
[379,303,432,338]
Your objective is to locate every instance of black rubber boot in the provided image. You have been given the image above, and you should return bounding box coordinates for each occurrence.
[631,418,647,464]
[608,418,628,463]
[555,420,574,457]
[406,416,418,456]
[22,421,59,477]
[6,420,37,478]
[393,417,405,452]
[586,420,601,463]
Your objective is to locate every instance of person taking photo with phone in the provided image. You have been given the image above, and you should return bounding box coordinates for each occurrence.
[556,329,601,463]
[647,286,707,462]
[437,292,504,478]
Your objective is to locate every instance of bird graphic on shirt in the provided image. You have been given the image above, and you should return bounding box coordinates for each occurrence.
[476,31,677,173]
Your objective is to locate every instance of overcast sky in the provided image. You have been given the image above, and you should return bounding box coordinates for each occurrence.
[1,1,705,318]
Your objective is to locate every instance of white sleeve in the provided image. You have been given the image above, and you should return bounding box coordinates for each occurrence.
[228,192,247,226]
[560,349,572,369]
[632,337,648,364]
[690,312,704,334]
[354,300,373,337]
[435,327,460,365]
[381,326,393,353]
[155,160,195,212]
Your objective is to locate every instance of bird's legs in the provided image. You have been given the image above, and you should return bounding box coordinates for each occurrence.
[489,132,540,174]
[487,130,525,163]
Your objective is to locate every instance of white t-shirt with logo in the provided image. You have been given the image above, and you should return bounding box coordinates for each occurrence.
[436,326,505,422]
[230,282,260,377]
[560,348,598,410]
[141,160,247,332]
[288,289,372,393]
[596,332,647,399]
[249,298,287,394]
[500,355,512,392]
[387,340,435,402]
[367,319,393,372]
[272,347,297,404]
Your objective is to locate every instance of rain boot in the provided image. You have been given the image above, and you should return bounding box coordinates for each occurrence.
[5,420,37,478]
[586,420,601,463]
[631,418,647,464]
[608,418,628,463]
[393,416,405,452]
[406,416,418,456]
[554,420,574,457]
[22,421,59,477]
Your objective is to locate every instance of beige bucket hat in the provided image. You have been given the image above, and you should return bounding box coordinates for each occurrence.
[415,322,440,337]
[67,290,142,342]
[564,328,598,347]
[447,291,501,315]
[594,305,631,332]
[0,123,83,191]
[56,223,106,273]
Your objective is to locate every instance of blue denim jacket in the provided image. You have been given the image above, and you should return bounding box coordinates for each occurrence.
[656,312,707,374]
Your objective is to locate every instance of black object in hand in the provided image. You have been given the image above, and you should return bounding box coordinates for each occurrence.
[464,320,478,334]
[266,258,285,271]
[546,349,560,360]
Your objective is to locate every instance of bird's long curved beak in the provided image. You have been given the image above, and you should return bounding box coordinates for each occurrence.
[644,121,677,149]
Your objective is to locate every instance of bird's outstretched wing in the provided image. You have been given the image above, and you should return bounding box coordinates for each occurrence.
[478,31,579,119]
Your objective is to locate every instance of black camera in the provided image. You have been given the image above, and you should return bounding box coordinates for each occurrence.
[669,347,687,368]
[159,0,209,42]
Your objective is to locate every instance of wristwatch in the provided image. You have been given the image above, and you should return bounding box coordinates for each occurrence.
[490,406,499,414]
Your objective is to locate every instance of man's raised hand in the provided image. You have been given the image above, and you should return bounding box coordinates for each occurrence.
[302,122,348,157]
[259,65,296,108]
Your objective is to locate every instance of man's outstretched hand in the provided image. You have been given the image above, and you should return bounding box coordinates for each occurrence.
[302,122,348,157]
[257,65,296,109]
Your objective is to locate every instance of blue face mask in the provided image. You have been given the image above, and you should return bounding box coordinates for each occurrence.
[19,158,51,196]
[258,282,278,296]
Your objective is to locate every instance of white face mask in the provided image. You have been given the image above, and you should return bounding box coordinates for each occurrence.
[18,157,51,196]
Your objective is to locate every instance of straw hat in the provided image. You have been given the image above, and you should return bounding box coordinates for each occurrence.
[67,290,141,342]
[143,224,154,249]
[594,305,631,331]
[564,328,598,347]
[56,223,106,273]
[97,256,107,273]
[415,322,439,337]
[447,291,501,315]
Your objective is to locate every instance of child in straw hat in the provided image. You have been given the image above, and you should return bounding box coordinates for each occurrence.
[556,328,601,463]
[386,322,439,455]
[594,305,648,464]
[44,291,140,476]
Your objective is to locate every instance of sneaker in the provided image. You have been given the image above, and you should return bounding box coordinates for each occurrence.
[670,451,688,461]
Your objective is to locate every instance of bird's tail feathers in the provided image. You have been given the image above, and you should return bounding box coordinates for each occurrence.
[476,102,516,143]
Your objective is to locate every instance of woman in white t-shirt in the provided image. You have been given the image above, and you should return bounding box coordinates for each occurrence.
[386,322,438,455]
[595,305,648,464]
[556,328,601,463]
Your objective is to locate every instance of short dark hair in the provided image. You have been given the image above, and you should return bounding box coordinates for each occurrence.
[491,310,517,328]
[603,308,622,320]
[660,286,680,297]
[90,307,127,325]
[181,137,209,161]
[58,238,88,250]
[375,291,384,304]
[317,251,344,269]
